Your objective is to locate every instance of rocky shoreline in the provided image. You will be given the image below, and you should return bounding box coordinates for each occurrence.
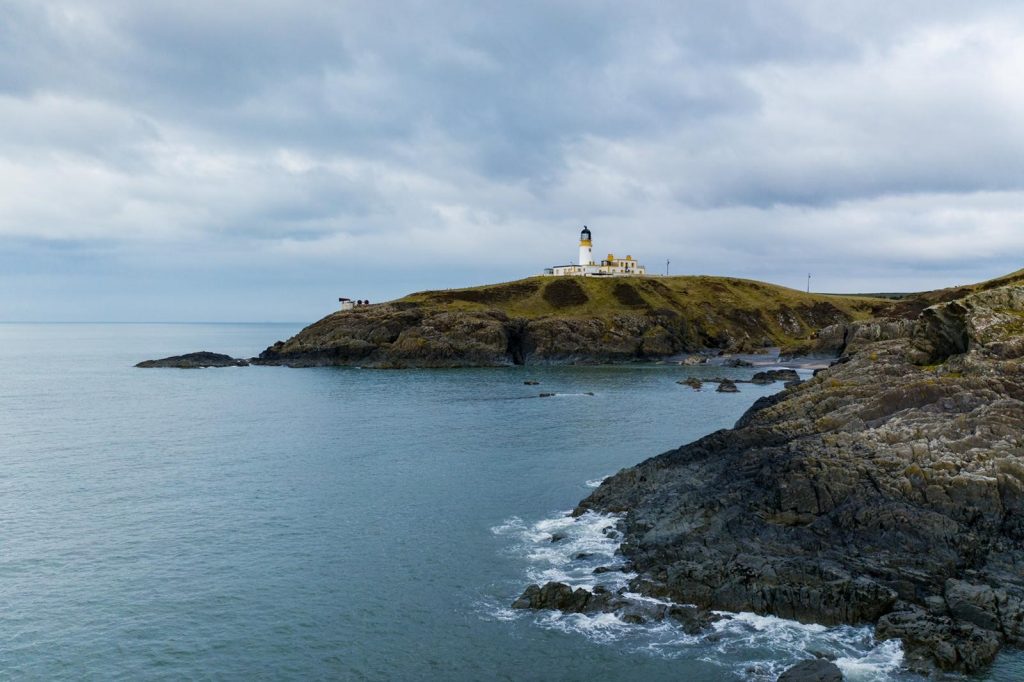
[513,283,1024,676]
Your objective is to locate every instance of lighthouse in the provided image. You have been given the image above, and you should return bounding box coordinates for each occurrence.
[545,226,648,277]
[578,226,593,266]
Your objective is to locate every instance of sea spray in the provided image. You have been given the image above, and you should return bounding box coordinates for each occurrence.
[494,508,908,681]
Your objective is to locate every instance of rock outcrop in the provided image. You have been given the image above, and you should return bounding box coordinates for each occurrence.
[715,379,740,393]
[569,284,1024,674]
[135,352,249,368]
[511,581,719,632]
[751,369,801,385]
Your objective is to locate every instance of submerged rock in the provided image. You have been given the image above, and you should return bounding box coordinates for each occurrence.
[777,659,843,682]
[678,377,703,390]
[135,352,249,368]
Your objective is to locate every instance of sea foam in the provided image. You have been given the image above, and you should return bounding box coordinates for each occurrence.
[493,507,907,681]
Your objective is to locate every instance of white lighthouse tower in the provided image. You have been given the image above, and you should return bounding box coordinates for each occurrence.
[545,225,647,276]
[578,226,593,266]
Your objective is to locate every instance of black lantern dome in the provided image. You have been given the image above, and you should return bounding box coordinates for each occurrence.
[580,226,592,241]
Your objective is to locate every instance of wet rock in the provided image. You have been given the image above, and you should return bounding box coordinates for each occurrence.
[523,380,540,385]
[751,369,801,384]
[677,377,703,390]
[723,358,754,367]
[777,659,843,682]
[549,532,568,543]
[511,582,615,614]
[135,352,249,368]
[668,605,723,634]
[539,392,556,398]
[511,581,720,631]
[876,603,1001,673]
[716,379,740,393]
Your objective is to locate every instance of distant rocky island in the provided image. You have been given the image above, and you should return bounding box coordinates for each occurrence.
[136,352,248,368]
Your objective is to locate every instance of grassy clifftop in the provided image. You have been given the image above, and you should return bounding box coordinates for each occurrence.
[257,275,894,367]
[402,275,885,316]
[398,275,889,347]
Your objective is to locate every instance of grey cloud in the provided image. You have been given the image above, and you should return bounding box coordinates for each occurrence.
[2,0,1024,321]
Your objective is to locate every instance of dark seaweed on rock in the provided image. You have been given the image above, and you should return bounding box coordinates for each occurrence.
[573,284,1024,674]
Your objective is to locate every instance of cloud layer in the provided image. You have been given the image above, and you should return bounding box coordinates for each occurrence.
[2,0,1023,320]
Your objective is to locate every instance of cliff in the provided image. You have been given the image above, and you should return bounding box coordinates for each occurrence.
[255,276,888,367]
[568,282,1024,673]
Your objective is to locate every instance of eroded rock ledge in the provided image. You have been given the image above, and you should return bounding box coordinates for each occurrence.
[528,284,1024,675]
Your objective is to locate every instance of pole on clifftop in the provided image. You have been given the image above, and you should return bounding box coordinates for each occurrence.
[807,273,811,293]
[666,259,670,276]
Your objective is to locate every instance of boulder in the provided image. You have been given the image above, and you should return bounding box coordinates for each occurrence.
[716,379,740,393]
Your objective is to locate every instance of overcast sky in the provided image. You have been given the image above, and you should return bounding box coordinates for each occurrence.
[2,0,1023,321]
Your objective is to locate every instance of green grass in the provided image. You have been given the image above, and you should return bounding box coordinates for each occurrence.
[400,275,886,319]
[396,274,890,348]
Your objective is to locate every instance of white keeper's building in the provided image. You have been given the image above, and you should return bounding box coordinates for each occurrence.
[544,226,647,277]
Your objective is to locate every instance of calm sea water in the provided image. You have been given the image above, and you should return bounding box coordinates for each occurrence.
[1,323,1020,680]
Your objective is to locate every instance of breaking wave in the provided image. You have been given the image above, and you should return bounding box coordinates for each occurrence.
[491,509,907,681]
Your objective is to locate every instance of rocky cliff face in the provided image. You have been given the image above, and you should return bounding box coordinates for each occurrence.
[255,276,878,367]
[254,305,699,367]
[572,284,1024,674]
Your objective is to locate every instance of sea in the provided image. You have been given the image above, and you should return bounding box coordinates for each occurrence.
[1,322,1021,681]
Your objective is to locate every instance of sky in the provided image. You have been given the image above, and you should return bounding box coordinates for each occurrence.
[2,0,1023,322]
